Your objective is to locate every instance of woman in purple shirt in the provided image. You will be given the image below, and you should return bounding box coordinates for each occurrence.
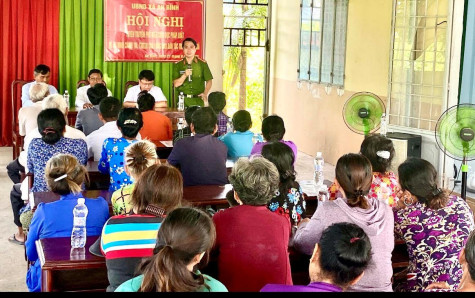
[261,222,372,292]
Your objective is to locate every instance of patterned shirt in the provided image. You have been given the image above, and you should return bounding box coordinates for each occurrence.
[267,183,306,226]
[111,183,135,216]
[328,171,399,207]
[394,195,475,292]
[98,137,138,191]
[216,111,229,137]
[27,137,88,192]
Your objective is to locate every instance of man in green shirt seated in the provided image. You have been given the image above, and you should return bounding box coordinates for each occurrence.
[172,37,213,107]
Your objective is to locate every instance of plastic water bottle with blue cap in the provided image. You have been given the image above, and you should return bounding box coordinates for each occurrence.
[71,198,88,248]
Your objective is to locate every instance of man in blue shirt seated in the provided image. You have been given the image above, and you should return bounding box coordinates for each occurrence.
[21,64,58,107]
[168,107,228,186]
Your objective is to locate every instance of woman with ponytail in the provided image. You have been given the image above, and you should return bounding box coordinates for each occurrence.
[25,154,109,292]
[393,158,475,292]
[92,163,183,292]
[115,207,227,292]
[293,153,394,292]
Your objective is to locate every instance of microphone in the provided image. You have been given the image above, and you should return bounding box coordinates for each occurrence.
[187,64,192,82]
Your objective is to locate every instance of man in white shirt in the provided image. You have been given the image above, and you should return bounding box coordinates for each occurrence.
[75,68,113,111]
[21,64,58,107]
[18,82,50,136]
[123,70,168,110]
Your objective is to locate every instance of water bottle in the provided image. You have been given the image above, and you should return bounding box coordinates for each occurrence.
[71,198,88,248]
[314,152,324,187]
[63,90,70,108]
[177,117,184,139]
[380,113,388,137]
[226,118,234,134]
[178,92,185,111]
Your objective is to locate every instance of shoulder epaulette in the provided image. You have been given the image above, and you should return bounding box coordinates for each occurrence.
[197,56,207,63]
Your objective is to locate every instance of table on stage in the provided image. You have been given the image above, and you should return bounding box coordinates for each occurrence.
[36,235,108,292]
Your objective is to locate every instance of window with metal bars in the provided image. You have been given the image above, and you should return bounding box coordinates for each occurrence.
[388,0,450,131]
[298,0,348,87]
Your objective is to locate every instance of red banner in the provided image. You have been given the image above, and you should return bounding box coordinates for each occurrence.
[104,0,204,62]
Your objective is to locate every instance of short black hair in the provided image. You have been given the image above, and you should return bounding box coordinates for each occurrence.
[182,37,197,48]
[232,110,252,132]
[185,105,201,125]
[208,92,226,113]
[191,107,217,135]
[139,70,155,81]
[34,64,50,75]
[262,115,285,142]
[117,108,143,138]
[137,93,156,112]
[37,108,66,145]
[87,83,108,105]
[88,69,103,77]
[360,134,395,173]
[99,97,121,121]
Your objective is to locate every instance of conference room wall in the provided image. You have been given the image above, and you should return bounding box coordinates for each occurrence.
[269,0,393,165]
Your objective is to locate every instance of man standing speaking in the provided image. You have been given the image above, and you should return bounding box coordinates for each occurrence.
[172,37,213,107]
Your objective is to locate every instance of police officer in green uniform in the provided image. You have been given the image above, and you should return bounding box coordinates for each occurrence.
[173,37,213,107]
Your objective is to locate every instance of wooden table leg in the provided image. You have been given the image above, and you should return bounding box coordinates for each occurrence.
[42,269,53,292]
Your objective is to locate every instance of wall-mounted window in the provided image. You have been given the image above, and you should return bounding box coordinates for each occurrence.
[298,0,349,87]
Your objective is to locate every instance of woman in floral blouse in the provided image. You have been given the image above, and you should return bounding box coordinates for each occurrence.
[394,158,475,292]
[328,134,399,207]
[261,141,306,227]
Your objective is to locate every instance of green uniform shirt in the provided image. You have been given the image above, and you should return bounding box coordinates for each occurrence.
[173,57,213,106]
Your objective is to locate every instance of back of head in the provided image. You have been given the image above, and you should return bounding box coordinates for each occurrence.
[137,93,156,112]
[261,141,296,188]
[131,164,183,214]
[261,115,285,142]
[37,108,66,144]
[124,140,158,179]
[117,108,143,138]
[208,92,226,114]
[316,222,372,290]
[42,94,67,115]
[45,154,87,195]
[29,82,50,102]
[335,153,372,209]
[228,156,280,206]
[139,207,215,292]
[398,157,448,209]
[184,105,201,125]
[139,70,155,81]
[464,230,475,282]
[99,97,121,121]
[232,110,252,132]
[34,64,50,75]
[360,134,395,173]
[86,83,108,105]
[191,107,217,134]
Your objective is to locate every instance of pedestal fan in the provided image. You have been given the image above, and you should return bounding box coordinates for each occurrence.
[343,92,386,136]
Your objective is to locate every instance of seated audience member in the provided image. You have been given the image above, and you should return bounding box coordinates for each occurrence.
[393,158,475,292]
[208,91,229,137]
[111,140,159,215]
[261,141,306,227]
[25,154,109,292]
[212,156,292,292]
[168,107,228,186]
[328,134,399,207]
[426,229,475,292]
[91,164,183,292]
[9,109,88,246]
[173,105,201,145]
[219,110,262,158]
[250,115,297,161]
[115,207,227,292]
[293,153,394,292]
[137,93,173,144]
[261,222,372,292]
[75,83,108,135]
[19,82,50,136]
[123,70,168,110]
[75,68,113,110]
[21,64,58,107]
[99,107,143,191]
[86,97,140,161]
